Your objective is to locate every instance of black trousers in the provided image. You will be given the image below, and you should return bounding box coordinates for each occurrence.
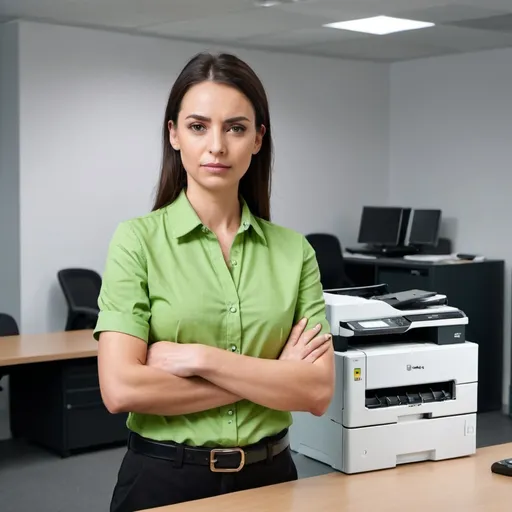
[110,437,298,512]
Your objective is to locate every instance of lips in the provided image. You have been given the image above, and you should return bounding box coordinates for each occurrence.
[201,163,232,173]
[202,163,230,169]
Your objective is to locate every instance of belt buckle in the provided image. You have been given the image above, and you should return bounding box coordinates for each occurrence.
[209,448,245,473]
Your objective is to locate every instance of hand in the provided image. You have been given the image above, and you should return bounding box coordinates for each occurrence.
[279,318,332,364]
[146,341,203,378]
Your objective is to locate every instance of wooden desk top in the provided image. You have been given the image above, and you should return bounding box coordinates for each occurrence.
[0,329,97,366]
[140,443,512,512]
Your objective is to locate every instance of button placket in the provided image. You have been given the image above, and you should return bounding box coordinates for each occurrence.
[200,225,241,445]
[226,407,236,426]
[224,233,244,354]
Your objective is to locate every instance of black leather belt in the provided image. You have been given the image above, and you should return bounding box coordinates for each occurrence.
[128,430,290,473]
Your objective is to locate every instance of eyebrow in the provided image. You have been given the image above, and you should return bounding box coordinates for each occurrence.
[185,114,251,123]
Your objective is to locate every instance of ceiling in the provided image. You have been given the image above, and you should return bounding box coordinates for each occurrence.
[2,0,512,61]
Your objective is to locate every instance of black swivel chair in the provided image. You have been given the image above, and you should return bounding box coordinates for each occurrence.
[57,268,102,331]
[306,233,354,290]
[0,313,19,391]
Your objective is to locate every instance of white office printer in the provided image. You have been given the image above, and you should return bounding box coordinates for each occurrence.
[290,286,478,474]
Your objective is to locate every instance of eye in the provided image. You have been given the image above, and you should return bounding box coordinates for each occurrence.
[190,123,205,132]
[229,125,246,133]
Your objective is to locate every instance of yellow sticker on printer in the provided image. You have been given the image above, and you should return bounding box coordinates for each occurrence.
[354,368,362,381]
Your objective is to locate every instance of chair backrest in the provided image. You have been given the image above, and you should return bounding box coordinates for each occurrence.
[0,313,19,337]
[306,233,350,290]
[57,268,102,310]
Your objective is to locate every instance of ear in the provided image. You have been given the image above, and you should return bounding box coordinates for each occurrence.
[253,124,266,155]
[168,120,180,151]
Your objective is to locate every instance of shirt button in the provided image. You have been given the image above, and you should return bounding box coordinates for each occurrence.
[231,260,238,267]
[201,226,209,233]
[228,410,234,416]
[230,345,237,352]
[229,306,237,313]
[243,221,249,229]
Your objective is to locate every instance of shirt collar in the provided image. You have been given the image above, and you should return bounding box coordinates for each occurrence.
[167,189,267,244]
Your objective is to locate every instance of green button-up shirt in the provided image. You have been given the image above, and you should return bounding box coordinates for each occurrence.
[94,189,330,448]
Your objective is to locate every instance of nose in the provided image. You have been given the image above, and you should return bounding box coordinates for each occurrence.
[208,127,226,155]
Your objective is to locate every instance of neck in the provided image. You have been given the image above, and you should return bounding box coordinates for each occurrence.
[185,183,241,234]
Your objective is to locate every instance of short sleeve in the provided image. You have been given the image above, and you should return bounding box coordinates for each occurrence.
[93,222,151,342]
[294,237,331,336]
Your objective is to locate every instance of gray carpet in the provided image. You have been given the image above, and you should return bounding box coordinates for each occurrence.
[0,411,510,512]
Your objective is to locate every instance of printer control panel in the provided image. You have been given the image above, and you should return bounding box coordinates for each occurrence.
[348,316,411,332]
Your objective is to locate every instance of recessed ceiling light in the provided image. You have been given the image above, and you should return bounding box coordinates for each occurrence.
[323,15,435,35]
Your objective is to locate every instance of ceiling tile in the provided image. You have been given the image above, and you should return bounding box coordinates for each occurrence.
[239,26,364,49]
[448,13,512,33]
[276,0,454,20]
[71,0,250,26]
[390,4,512,24]
[139,7,328,40]
[0,0,252,28]
[386,24,512,51]
[275,0,383,21]
[353,0,457,10]
[0,0,72,19]
[305,36,455,61]
[449,0,512,9]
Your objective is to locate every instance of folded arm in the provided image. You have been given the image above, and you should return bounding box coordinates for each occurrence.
[95,222,241,416]
[98,332,242,415]
[194,343,333,416]
[191,236,334,416]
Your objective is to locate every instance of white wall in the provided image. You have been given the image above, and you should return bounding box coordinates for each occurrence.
[0,22,20,438]
[0,22,20,324]
[17,21,390,334]
[389,47,512,410]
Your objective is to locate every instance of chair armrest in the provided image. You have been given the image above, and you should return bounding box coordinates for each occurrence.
[72,306,100,317]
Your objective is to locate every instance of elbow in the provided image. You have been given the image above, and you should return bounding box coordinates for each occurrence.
[308,380,334,417]
[104,396,127,415]
[101,385,133,415]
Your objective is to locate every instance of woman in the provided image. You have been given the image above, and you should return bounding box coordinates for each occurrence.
[95,52,335,512]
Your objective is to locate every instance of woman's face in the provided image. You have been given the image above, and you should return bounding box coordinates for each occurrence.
[169,81,265,194]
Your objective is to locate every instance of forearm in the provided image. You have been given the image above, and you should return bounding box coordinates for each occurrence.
[103,364,240,416]
[196,347,334,416]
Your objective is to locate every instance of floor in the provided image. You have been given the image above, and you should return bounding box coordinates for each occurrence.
[0,411,511,512]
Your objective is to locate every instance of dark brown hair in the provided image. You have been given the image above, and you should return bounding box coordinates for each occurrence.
[152,52,273,221]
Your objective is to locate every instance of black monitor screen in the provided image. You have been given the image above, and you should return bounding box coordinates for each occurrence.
[408,209,441,246]
[357,207,404,246]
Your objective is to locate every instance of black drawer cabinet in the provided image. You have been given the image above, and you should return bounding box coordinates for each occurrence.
[344,257,505,413]
[10,357,128,456]
[378,267,431,293]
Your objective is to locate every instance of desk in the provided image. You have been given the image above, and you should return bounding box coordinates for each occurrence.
[0,330,127,456]
[344,256,505,413]
[140,443,512,512]
[0,329,98,366]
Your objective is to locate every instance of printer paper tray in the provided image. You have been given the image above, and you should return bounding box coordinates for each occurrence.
[341,413,476,474]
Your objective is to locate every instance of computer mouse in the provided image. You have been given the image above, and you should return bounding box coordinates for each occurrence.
[491,458,512,476]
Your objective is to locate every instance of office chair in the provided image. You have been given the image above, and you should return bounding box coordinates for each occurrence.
[57,268,102,331]
[0,313,19,391]
[306,233,354,290]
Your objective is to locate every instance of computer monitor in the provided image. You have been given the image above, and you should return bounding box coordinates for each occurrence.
[407,209,442,247]
[357,206,408,247]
